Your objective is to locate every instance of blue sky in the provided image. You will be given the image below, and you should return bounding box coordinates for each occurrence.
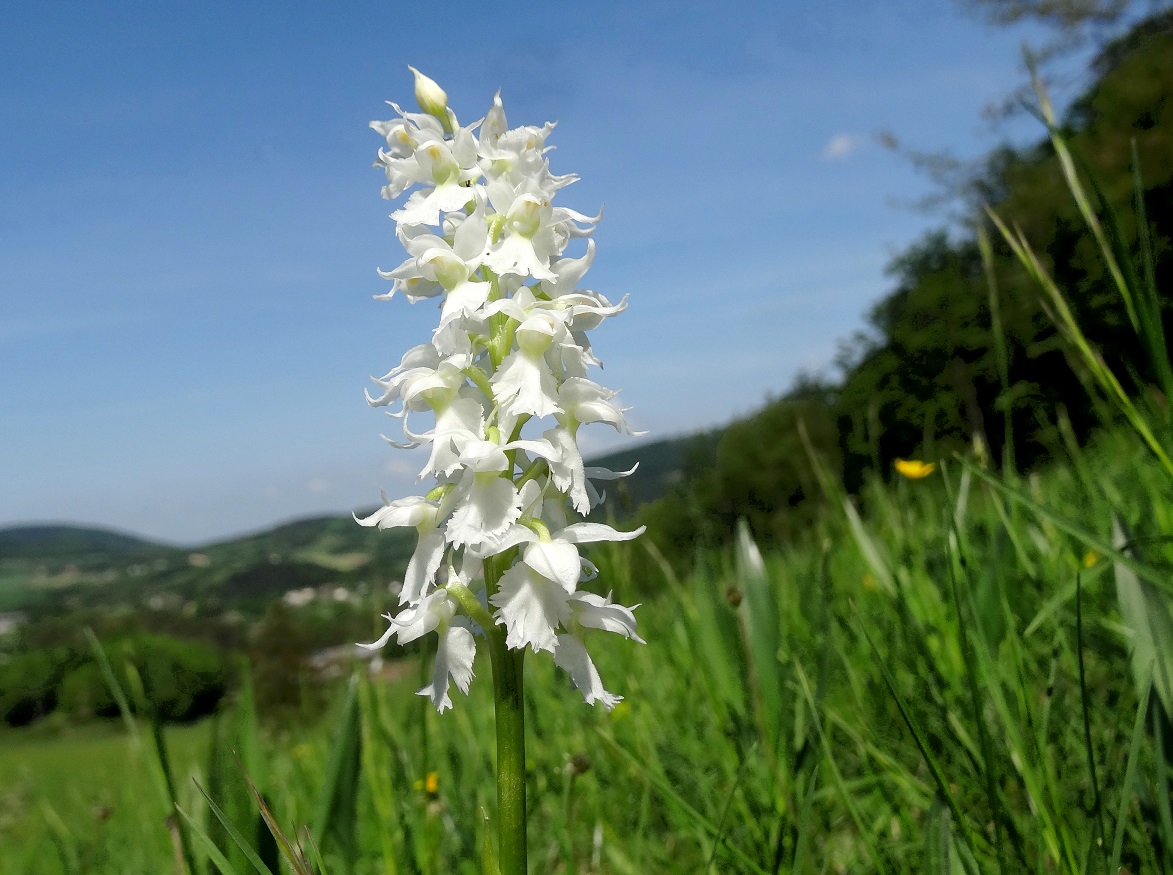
[1,1,1057,544]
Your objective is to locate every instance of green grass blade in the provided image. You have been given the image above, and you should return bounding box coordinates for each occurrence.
[1125,140,1173,401]
[83,628,139,745]
[235,756,315,875]
[303,827,331,875]
[703,739,755,874]
[925,795,969,875]
[790,763,820,875]
[843,499,895,595]
[179,805,244,875]
[1152,707,1173,869]
[794,662,891,875]
[1109,676,1152,872]
[851,600,981,867]
[230,671,279,874]
[945,531,1007,874]
[984,206,1173,481]
[961,459,1173,597]
[357,678,402,875]
[596,731,771,875]
[1076,573,1109,874]
[235,671,267,791]
[978,222,1015,473]
[149,714,199,875]
[1026,63,1136,330]
[194,778,277,875]
[311,673,362,865]
[39,800,80,874]
[205,712,231,861]
[86,627,196,873]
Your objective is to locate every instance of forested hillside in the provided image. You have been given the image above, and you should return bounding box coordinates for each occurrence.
[641,10,1173,554]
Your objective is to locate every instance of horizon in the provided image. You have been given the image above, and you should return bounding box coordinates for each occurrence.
[0,433,683,548]
[2,1,1073,543]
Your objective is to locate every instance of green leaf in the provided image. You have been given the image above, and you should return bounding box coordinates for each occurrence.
[843,499,895,595]
[480,808,502,875]
[734,520,785,759]
[1113,517,1173,718]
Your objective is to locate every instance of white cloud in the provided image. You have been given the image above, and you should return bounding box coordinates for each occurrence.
[822,133,863,160]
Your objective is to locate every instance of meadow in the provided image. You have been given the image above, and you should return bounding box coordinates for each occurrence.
[1,419,1170,873]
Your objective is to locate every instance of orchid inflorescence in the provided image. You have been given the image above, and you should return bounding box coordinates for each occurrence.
[358,68,645,713]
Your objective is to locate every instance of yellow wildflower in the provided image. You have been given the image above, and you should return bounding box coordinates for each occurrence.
[1083,550,1098,568]
[894,459,936,480]
[413,771,440,794]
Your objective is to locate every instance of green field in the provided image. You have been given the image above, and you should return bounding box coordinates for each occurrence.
[1,424,1170,873]
[0,720,213,874]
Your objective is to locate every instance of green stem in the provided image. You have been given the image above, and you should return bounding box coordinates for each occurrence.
[489,633,527,873]
[481,552,527,874]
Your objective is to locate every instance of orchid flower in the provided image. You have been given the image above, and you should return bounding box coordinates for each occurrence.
[360,70,643,719]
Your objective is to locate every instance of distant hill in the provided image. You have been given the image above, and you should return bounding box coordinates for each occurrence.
[0,524,174,562]
[588,430,721,519]
[0,433,702,615]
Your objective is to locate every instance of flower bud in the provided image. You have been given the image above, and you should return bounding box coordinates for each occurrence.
[408,66,450,123]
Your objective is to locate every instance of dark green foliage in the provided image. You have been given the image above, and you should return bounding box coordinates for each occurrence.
[220,560,336,609]
[57,662,119,719]
[0,633,230,727]
[0,648,65,726]
[129,634,230,723]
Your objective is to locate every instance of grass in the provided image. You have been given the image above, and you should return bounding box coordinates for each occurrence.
[3,424,1171,873]
[0,719,213,875]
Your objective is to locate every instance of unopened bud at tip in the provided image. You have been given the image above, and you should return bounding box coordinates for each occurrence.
[408,66,449,120]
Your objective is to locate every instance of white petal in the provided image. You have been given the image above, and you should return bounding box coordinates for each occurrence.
[491,351,561,419]
[523,540,581,591]
[439,280,492,325]
[584,462,638,481]
[419,623,476,713]
[484,233,556,282]
[393,590,453,644]
[560,522,645,544]
[402,529,446,604]
[490,563,570,653]
[552,634,621,710]
[569,591,644,643]
[358,615,398,650]
[465,522,536,559]
[544,427,588,515]
[446,476,522,549]
[354,495,434,529]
